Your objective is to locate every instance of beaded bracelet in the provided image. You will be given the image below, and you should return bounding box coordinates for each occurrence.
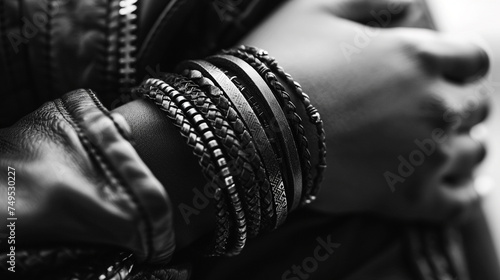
[180,69,277,232]
[220,48,313,206]
[178,60,288,228]
[164,73,262,238]
[208,55,303,211]
[137,84,231,255]
[238,45,327,205]
[143,79,247,256]
[138,83,231,255]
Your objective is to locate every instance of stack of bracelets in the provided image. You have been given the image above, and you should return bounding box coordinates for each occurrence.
[139,46,327,257]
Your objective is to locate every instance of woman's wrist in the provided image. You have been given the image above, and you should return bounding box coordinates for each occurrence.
[111,46,327,254]
[113,99,216,250]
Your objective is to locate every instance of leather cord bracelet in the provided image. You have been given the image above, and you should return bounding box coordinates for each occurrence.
[180,69,277,232]
[208,55,302,212]
[164,73,263,238]
[238,45,327,205]
[143,78,247,256]
[221,48,313,205]
[139,82,232,256]
[178,61,287,229]
[141,80,236,256]
[224,70,283,231]
[135,46,326,258]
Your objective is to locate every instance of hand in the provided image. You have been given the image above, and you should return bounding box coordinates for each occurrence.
[240,0,490,222]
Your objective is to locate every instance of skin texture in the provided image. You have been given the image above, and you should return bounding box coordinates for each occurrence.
[238,0,490,222]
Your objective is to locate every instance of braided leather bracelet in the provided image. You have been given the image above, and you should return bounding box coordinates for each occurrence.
[225,71,285,231]
[140,81,235,256]
[238,45,327,204]
[221,48,313,205]
[145,78,248,256]
[178,61,288,228]
[164,73,262,238]
[180,69,277,232]
[208,55,302,211]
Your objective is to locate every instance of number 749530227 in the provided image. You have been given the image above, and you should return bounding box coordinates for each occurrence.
[7,167,15,216]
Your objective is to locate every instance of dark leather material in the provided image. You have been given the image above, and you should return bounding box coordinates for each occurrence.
[0,0,284,127]
[0,89,175,264]
[0,0,285,271]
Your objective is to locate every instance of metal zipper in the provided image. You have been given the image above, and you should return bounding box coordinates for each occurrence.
[118,0,138,93]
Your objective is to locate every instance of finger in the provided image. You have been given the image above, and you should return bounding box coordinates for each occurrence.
[440,133,486,187]
[327,0,413,25]
[419,35,490,83]
[457,91,490,132]
[469,124,488,164]
[433,133,485,214]
[437,82,491,132]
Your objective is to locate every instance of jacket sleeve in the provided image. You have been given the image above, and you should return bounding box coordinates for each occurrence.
[0,89,175,268]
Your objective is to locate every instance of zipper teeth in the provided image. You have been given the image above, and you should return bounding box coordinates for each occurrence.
[102,0,120,92]
[118,0,138,93]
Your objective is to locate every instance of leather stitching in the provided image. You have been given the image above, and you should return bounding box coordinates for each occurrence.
[53,94,151,261]
[86,89,131,141]
[83,89,154,262]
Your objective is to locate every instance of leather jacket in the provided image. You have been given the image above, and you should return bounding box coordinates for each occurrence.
[0,0,281,278]
[0,0,282,128]
[0,88,175,261]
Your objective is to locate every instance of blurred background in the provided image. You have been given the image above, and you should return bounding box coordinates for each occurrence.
[428,0,500,259]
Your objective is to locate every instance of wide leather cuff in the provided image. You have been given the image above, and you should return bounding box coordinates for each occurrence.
[0,89,175,264]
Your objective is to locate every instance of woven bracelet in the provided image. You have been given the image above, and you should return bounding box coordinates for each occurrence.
[208,55,303,212]
[224,70,286,231]
[142,79,246,256]
[238,45,327,204]
[221,48,313,206]
[145,78,248,256]
[139,83,231,256]
[177,60,287,228]
[180,69,277,232]
[164,73,262,238]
